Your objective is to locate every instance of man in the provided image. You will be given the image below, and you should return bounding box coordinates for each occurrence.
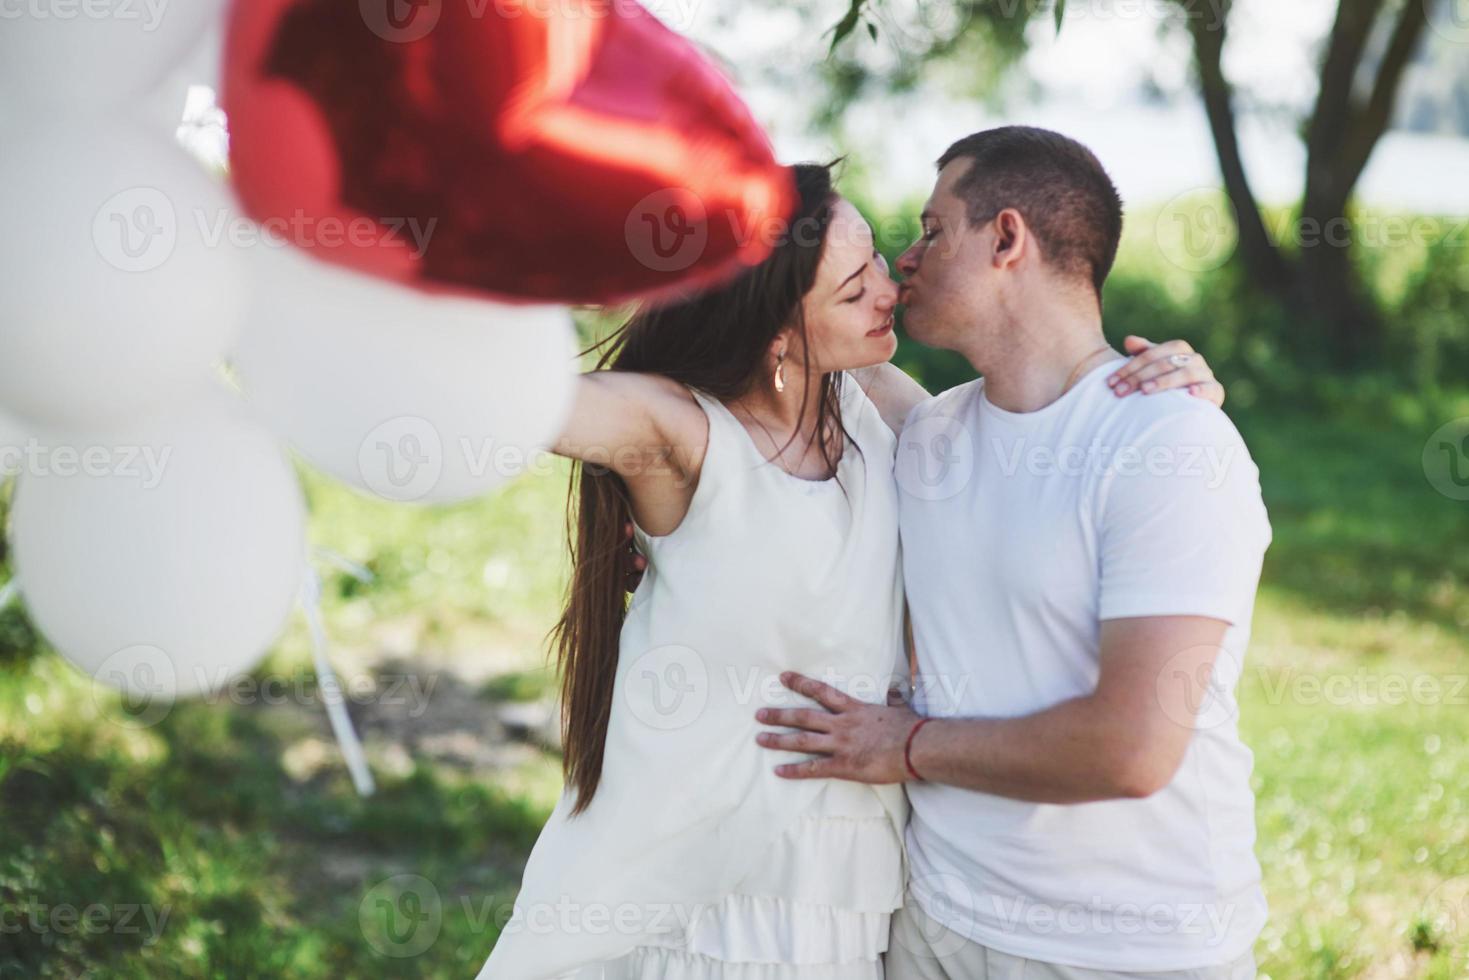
[754,126,1271,978]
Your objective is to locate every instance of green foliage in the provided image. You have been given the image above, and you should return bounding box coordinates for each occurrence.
[828,0,864,52]
[299,461,573,639]
[480,669,557,705]
[1391,233,1469,387]
[818,0,1035,115]
[0,488,40,670]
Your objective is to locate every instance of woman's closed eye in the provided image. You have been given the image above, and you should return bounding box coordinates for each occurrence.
[844,252,887,302]
[842,251,886,302]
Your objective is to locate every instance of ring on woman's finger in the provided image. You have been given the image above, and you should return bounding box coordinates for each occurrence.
[1168,353,1193,367]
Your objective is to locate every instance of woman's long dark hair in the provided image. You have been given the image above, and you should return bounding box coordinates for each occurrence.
[554,163,856,814]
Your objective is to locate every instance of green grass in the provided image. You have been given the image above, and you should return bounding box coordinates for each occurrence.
[0,696,549,978]
[1223,405,1469,978]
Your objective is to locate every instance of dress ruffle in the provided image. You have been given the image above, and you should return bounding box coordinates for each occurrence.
[680,894,893,964]
[556,816,900,980]
[732,804,906,912]
[591,944,885,979]
[584,786,905,977]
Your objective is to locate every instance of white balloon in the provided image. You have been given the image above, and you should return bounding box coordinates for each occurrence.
[0,0,225,114]
[0,118,248,429]
[233,250,579,504]
[136,75,191,135]
[10,387,306,701]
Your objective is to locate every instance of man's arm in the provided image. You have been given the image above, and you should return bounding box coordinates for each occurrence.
[755,614,1229,803]
[904,615,1228,801]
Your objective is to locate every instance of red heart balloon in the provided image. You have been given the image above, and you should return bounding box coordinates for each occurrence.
[222,0,795,306]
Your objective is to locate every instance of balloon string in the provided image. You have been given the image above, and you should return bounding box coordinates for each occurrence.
[300,566,375,797]
[312,547,375,585]
[0,579,17,613]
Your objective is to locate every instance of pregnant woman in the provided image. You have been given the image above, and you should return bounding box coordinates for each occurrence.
[477,163,1221,979]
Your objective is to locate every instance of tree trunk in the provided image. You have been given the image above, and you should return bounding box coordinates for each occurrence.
[1174,0,1431,368]
[1182,0,1293,296]
[1303,0,1382,211]
[1294,214,1378,366]
[1299,0,1429,367]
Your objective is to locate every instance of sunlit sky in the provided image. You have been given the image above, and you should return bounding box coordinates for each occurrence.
[173,0,1469,213]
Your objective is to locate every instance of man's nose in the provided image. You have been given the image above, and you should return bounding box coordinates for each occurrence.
[896,243,920,277]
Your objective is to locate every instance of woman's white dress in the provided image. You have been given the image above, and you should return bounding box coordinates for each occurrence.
[477,374,909,979]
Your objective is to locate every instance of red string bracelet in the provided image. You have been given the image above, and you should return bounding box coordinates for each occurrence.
[904,717,933,781]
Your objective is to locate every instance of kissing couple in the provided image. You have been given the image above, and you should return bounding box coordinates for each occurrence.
[479,125,1270,980]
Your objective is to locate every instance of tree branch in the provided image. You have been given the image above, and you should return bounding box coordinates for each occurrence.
[1338,0,1430,196]
[827,0,867,53]
[1304,0,1384,209]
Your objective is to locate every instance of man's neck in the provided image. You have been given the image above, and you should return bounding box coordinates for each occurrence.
[962,302,1113,414]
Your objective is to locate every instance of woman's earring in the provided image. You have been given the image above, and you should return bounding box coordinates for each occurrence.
[774,352,786,393]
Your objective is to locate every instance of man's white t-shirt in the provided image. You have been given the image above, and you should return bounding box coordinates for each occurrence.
[896,358,1271,971]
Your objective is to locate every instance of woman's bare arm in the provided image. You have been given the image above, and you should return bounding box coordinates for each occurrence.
[552,371,710,536]
[552,372,704,476]
[852,363,931,436]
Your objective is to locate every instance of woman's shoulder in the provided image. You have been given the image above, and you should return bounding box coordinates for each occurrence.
[638,373,712,453]
[585,370,707,443]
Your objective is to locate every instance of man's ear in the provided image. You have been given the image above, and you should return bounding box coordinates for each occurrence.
[993,208,1027,270]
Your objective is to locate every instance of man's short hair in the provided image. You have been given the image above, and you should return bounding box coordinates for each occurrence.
[937,126,1123,296]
